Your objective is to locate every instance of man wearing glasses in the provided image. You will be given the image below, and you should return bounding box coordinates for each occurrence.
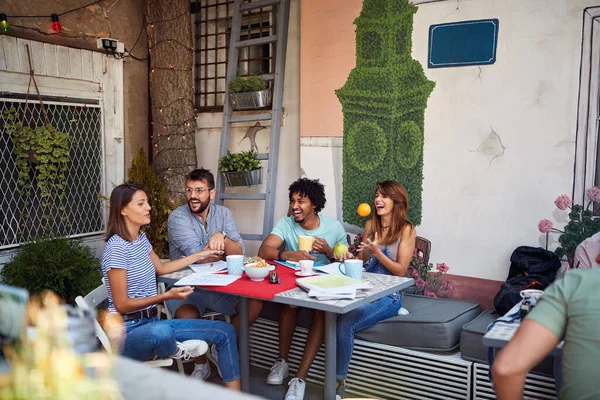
[167,168,263,380]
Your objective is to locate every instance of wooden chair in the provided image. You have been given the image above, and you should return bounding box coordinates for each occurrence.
[75,284,174,369]
[414,236,431,265]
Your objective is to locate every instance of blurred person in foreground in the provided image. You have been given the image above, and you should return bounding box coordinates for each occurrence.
[492,268,600,399]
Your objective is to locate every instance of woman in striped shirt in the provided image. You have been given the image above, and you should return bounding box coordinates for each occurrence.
[102,183,241,390]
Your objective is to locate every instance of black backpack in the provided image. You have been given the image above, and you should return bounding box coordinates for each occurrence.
[493,246,561,315]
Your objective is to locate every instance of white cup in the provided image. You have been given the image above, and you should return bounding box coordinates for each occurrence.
[299,260,314,275]
[520,289,544,300]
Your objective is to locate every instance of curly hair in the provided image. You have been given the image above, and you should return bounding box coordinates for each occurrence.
[288,178,326,213]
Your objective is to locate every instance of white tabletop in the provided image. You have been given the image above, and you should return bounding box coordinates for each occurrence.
[274,272,414,313]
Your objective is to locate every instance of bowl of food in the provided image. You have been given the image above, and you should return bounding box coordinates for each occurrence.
[242,257,275,281]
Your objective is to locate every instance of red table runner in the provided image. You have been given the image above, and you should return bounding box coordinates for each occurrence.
[200,261,304,300]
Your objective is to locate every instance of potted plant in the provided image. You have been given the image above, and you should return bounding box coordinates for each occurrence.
[218,150,262,187]
[0,236,102,305]
[228,75,271,110]
[537,188,600,267]
[127,148,174,258]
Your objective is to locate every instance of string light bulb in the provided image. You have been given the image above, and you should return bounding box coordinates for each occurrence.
[0,14,9,33]
[51,14,61,33]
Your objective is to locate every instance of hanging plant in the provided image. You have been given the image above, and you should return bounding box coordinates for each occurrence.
[4,107,70,221]
[3,44,71,224]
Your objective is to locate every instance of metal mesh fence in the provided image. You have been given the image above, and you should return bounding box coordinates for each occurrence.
[0,98,104,249]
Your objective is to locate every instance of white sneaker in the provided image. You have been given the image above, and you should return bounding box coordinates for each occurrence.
[190,362,211,380]
[284,377,306,400]
[206,344,222,378]
[266,358,289,385]
[172,340,208,360]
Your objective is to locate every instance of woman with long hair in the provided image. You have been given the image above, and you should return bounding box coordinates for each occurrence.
[102,183,241,390]
[335,181,416,398]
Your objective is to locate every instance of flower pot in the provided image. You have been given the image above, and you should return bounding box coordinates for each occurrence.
[229,89,272,110]
[221,168,262,187]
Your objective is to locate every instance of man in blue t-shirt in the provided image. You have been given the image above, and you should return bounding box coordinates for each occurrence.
[258,178,349,400]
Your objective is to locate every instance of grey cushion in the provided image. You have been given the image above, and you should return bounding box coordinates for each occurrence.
[460,308,555,376]
[355,294,481,352]
[460,308,499,362]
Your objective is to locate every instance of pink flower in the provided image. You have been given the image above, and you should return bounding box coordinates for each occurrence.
[554,194,572,210]
[436,263,449,273]
[414,277,426,288]
[538,219,553,234]
[412,248,418,257]
[445,281,454,290]
[424,291,438,298]
[348,244,356,253]
[587,187,600,202]
[410,268,419,278]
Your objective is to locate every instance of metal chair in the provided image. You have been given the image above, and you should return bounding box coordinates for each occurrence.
[415,236,432,265]
[75,284,174,368]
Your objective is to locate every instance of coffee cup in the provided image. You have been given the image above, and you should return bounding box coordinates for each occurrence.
[298,236,315,252]
[299,260,314,275]
[520,289,544,300]
[338,259,363,280]
[226,255,244,275]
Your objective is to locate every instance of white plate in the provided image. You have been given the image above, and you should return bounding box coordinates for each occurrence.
[295,271,316,277]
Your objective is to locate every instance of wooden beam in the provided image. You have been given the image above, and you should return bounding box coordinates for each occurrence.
[1,27,101,53]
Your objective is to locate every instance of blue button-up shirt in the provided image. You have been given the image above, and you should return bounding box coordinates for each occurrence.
[168,203,245,260]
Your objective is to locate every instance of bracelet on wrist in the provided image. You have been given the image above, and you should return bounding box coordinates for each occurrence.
[277,249,284,261]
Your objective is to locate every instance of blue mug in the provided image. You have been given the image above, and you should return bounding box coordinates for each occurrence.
[226,255,244,275]
[338,259,363,280]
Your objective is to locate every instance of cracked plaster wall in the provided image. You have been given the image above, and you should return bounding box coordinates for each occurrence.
[300,0,600,281]
[3,0,149,169]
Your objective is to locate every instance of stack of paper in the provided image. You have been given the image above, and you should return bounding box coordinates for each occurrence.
[189,261,228,275]
[296,274,372,300]
[174,273,240,286]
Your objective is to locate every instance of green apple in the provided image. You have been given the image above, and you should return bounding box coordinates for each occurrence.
[333,243,349,257]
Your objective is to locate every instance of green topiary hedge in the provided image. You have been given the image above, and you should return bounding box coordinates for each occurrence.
[336,0,435,226]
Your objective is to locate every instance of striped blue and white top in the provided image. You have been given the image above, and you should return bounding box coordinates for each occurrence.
[101,232,157,313]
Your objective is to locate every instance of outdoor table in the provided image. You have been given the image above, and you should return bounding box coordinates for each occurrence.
[482,302,563,392]
[158,262,413,400]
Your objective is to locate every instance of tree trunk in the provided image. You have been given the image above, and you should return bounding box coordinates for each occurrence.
[147,0,196,200]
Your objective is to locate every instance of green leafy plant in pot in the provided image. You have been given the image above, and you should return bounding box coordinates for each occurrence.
[218,150,262,187]
[0,237,102,304]
[3,107,70,223]
[127,147,174,258]
[229,75,271,110]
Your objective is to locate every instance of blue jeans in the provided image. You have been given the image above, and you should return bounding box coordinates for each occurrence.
[336,293,402,380]
[121,315,240,382]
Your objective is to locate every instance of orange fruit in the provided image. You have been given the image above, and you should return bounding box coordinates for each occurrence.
[357,203,371,217]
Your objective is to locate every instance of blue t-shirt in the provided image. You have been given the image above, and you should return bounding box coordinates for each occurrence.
[271,215,348,264]
[101,232,157,313]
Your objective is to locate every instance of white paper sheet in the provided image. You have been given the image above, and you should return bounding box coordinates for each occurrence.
[174,273,241,286]
[308,288,356,300]
[313,262,342,275]
[189,261,228,275]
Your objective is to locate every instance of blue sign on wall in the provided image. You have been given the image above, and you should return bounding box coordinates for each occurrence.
[428,19,499,68]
